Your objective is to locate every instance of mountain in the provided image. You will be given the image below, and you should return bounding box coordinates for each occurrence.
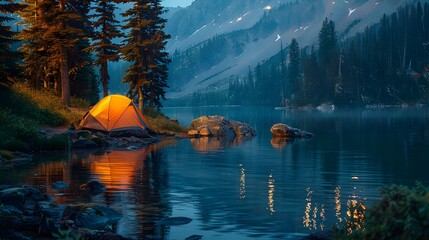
[165,0,418,99]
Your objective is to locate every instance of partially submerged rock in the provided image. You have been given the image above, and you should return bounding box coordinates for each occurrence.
[270,123,314,139]
[80,180,106,196]
[189,115,256,138]
[52,181,69,190]
[160,216,192,226]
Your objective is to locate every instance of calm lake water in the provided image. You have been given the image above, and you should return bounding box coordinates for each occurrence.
[1,106,429,239]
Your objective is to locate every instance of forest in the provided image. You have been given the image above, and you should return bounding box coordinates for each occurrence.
[0,0,170,110]
[174,2,429,107]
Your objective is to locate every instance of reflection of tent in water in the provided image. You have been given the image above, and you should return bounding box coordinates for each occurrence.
[90,148,148,191]
[80,95,154,137]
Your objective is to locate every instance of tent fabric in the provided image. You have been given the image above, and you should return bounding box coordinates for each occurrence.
[79,95,154,136]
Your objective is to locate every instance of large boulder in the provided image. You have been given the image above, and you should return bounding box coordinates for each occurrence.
[189,116,256,138]
[270,123,314,139]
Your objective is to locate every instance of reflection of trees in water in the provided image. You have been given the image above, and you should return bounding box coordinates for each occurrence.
[137,147,172,239]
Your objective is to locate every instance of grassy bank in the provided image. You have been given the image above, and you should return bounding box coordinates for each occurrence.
[0,84,87,151]
[0,84,186,152]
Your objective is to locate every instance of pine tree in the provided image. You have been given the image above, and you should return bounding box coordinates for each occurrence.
[120,0,170,111]
[19,0,88,107]
[0,0,25,88]
[318,18,339,100]
[288,38,300,99]
[89,0,122,97]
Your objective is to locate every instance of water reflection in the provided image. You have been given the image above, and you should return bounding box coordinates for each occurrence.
[302,188,326,231]
[89,148,148,191]
[335,186,342,226]
[14,145,172,239]
[303,188,313,230]
[239,164,246,199]
[190,136,251,152]
[267,173,275,214]
[345,200,366,234]
[270,137,289,149]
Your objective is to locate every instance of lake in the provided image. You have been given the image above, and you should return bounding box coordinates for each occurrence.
[1,107,429,239]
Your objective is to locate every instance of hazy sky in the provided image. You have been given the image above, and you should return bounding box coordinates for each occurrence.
[162,0,194,7]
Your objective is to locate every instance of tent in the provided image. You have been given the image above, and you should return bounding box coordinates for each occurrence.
[79,95,155,138]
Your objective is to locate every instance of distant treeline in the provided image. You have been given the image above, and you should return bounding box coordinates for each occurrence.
[170,1,429,107]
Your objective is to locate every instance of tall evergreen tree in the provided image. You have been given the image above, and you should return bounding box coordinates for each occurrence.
[288,38,300,99]
[318,18,339,100]
[120,0,170,111]
[19,0,89,106]
[0,0,25,88]
[89,0,122,97]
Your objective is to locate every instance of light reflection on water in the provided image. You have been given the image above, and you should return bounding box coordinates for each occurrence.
[1,107,429,239]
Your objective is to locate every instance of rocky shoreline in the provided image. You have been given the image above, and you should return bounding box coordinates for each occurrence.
[0,185,127,240]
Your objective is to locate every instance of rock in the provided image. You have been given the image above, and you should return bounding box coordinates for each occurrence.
[190,116,256,139]
[188,130,200,138]
[0,186,45,210]
[80,180,106,196]
[11,158,34,167]
[186,235,203,240]
[197,125,212,137]
[36,201,66,220]
[76,130,92,139]
[13,152,33,159]
[160,216,193,226]
[72,139,98,149]
[53,181,69,190]
[270,123,314,139]
[0,205,23,215]
[0,230,32,240]
[62,204,122,230]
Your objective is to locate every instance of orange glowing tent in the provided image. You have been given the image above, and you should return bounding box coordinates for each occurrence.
[79,95,154,137]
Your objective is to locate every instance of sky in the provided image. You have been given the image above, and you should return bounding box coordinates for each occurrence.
[162,0,194,7]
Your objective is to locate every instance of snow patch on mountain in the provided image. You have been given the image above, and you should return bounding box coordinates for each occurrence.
[165,0,421,99]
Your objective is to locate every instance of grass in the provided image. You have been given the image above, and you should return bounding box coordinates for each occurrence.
[0,84,187,151]
[143,107,188,134]
[0,83,89,151]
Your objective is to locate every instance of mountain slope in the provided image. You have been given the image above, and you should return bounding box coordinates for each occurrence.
[165,0,417,99]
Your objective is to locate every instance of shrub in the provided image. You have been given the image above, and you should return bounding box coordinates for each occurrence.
[335,182,429,240]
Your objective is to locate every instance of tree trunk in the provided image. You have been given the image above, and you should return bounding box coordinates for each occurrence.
[101,61,109,97]
[138,86,144,112]
[59,0,70,107]
[60,45,70,107]
[149,70,155,109]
